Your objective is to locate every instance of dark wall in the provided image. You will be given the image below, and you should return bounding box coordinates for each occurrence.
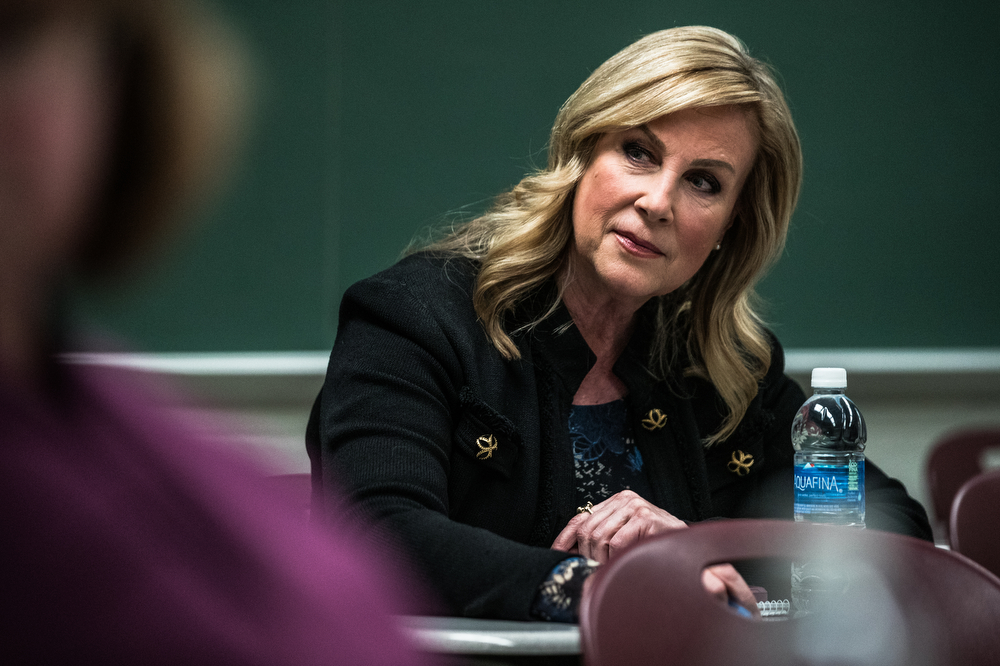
[78,0,1000,351]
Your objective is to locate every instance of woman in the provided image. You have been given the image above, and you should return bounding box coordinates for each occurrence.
[0,1,430,662]
[307,26,931,622]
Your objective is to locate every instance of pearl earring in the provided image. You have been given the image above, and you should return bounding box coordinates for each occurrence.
[715,243,722,251]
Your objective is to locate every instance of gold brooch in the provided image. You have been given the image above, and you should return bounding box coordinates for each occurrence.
[641,409,667,431]
[476,434,498,460]
[727,450,754,476]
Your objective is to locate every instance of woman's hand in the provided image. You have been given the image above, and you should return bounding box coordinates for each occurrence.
[551,490,686,563]
[557,491,760,618]
[702,564,761,618]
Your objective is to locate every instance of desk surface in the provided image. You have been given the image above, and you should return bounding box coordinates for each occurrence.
[398,616,580,656]
[398,603,793,656]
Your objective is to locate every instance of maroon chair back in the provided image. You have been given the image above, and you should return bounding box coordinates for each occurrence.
[950,468,1000,579]
[925,429,1000,539]
[579,520,1000,666]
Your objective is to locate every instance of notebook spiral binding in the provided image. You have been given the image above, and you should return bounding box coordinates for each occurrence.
[756,599,791,617]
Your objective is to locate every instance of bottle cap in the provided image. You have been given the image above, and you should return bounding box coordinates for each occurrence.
[811,367,847,388]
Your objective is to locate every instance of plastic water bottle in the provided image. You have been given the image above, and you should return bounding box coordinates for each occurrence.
[790,367,867,614]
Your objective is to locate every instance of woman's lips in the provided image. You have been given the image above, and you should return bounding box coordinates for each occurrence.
[614,230,662,256]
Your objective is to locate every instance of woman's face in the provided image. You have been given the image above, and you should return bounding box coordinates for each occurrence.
[568,105,757,311]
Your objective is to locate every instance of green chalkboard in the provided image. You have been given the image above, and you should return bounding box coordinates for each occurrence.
[79,0,1000,351]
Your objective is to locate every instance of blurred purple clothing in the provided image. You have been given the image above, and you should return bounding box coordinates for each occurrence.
[1,361,431,664]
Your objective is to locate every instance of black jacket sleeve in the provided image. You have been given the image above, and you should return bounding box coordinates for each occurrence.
[308,267,567,620]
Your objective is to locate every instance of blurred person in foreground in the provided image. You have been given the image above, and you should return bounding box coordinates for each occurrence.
[307,26,932,622]
[0,1,432,662]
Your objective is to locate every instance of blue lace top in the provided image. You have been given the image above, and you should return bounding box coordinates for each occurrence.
[569,399,653,505]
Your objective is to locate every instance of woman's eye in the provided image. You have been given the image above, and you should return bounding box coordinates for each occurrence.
[689,173,721,194]
[623,142,652,164]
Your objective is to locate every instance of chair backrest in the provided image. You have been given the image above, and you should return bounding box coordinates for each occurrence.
[579,519,1000,666]
[950,468,1000,579]
[925,429,1000,539]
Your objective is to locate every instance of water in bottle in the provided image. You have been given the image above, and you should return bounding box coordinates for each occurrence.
[790,367,866,614]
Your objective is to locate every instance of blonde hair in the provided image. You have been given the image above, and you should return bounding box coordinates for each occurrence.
[426,26,802,445]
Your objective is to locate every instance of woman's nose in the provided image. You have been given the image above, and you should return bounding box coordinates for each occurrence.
[634,176,675,223]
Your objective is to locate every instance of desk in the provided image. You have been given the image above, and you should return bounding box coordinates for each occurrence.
[399,616,580,665]
[398,604,792,664]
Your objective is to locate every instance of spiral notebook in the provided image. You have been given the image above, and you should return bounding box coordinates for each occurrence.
[756,599,791,617]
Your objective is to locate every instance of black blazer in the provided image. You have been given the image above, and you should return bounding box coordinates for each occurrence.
[307,253,931,619]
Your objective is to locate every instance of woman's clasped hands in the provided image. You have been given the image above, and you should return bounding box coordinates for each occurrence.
[552,490,760,617]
